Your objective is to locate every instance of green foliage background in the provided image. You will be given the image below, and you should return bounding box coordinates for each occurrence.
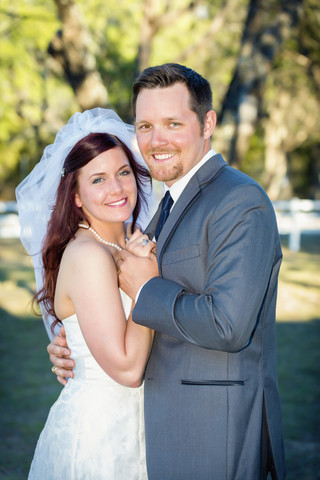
[0,0,320,199]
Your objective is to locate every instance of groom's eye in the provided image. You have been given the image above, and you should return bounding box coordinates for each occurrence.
[138,124,151,131]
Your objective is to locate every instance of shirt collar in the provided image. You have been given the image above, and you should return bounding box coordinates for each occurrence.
[168,149,216,204]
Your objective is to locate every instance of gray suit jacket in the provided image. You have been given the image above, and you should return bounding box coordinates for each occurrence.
[134,154,286,480]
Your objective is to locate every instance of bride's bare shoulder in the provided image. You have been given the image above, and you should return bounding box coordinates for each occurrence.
[62,235,115,271]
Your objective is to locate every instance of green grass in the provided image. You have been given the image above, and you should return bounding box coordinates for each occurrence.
[275,247,320,479]
[0,309,60,479]
[277,320,320,479]
[0,239,319,479]
[0,240,61,479]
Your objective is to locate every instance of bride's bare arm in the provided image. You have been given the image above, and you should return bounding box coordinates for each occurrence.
[65,241,154,387]
[48,231,156,386]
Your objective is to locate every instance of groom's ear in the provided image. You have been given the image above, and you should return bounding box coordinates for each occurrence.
[203,110,216,140]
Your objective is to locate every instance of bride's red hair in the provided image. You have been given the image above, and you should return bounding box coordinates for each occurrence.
[35,132,151,332]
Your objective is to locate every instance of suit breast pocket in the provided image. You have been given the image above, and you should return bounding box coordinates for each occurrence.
[161,244,202,290]
[162,244,200,265]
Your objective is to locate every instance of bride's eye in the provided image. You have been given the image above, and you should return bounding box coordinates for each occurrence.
[92,177,104,184]
[118,169,131,177]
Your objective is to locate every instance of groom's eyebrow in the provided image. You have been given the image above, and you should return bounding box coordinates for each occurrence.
[135,119,151,126]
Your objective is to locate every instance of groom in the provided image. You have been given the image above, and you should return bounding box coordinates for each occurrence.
[49,63,286,479]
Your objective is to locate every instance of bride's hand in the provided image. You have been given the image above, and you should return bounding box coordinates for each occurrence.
[125,229,156,258]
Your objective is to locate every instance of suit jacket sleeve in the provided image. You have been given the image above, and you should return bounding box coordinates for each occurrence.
[133,182,282,352]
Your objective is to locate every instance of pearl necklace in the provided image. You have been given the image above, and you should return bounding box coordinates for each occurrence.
[78,223,124,251]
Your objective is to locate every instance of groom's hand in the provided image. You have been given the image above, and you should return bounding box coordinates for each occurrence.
[47,326,75,386]
[117,249,159,300]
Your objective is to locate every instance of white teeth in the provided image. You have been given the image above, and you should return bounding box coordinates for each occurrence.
[108,199,126,206]
[153,153,175,160]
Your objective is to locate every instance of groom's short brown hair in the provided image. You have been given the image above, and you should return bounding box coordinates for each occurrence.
[132,63,213,130]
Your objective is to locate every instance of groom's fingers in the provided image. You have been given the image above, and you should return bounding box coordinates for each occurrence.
[47,327,75,385]
[47,358,74,385]
[47,344,75,370]
[47,340,72,359]
[47,351,75,370]
[117,248,130,265]
[117,248,159,300]
[56,375,68,386]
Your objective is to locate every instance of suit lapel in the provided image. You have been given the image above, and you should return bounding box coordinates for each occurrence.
[144,202,162,239]
[156,154,227,257]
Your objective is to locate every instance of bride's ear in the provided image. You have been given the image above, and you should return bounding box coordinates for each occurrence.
[74,193,82,208]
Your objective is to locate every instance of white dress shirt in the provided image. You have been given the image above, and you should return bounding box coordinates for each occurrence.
[168,149,216,206]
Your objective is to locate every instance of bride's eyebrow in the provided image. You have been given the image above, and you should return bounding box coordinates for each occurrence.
[89,171,105,178]
[89,164,131,178]
[115,163,132,173]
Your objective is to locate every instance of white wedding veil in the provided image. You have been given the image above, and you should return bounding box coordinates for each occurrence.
[16,108,156,339]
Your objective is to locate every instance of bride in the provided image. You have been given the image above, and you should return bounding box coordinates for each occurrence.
[16,108,157,479]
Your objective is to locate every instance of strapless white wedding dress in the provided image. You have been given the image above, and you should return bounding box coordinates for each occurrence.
[28,290,147,480]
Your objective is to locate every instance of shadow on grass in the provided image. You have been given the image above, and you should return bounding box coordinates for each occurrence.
[276,318,320,480]
[0,307,61,480]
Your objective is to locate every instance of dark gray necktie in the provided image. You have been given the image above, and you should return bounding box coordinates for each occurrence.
[155,191,174,240]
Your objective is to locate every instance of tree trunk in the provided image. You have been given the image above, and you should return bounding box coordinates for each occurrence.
[264,91,292,200]
[218,0,301,168]
[176,0,238,64]
[49,0,108,110]
[138,0,156,72]
[138,0,202,72]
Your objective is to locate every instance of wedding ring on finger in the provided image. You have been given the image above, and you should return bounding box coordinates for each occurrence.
[51,366,58,374]
[142,238,149,246]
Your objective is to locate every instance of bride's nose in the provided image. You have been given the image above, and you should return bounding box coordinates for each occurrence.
[107,177,124,195]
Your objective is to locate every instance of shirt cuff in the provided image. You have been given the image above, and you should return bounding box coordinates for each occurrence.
[135,283,147,304]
